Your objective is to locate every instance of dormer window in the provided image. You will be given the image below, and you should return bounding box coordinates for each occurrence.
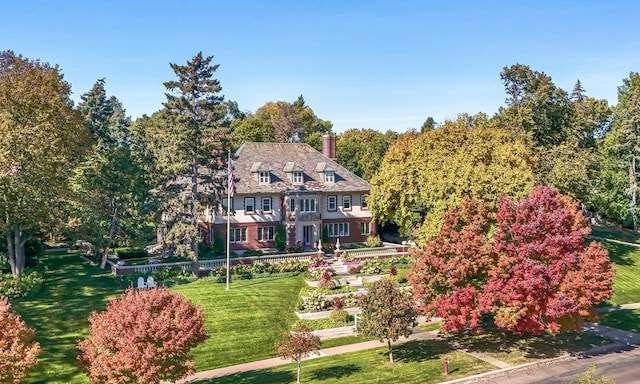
[259,171,270,185]
[293,171,303,184]
[324,171,335,183]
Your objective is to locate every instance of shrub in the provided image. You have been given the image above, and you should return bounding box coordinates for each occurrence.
[366,235,383,248]
[275,224,287,252]
[330,309,350,324]
[362,257,383,275]
[389,264,397,276]
[114,247,148,260]
[333,297,344,309]
[317,278,336,291]
[341,253,355,262]
[341,293,363,308]
[0,296,40,382]
[78,288,208,384]
[299,291,331,312]
[0,272,44,299]
[309,255,327,268]
[213,232,225,255]
[250,263,266,274]
[347,264,363,275]
[243,249,264,257]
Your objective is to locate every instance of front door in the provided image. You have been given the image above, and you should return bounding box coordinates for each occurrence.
[303,225,314,247]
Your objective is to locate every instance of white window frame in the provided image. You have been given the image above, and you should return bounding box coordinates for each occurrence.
[258,226,275,241]
[244,197,255,214]
[342,195,352,210]
[327,195,337,212]
[360,222,370,236]
[299,198,317,213]
[230,228,247,243]
[261,197,272,212]
[360,194,368,210]
[259,171,270,185]
[325,222,350,237]
[292,171,303,184]
[324,171,335,183]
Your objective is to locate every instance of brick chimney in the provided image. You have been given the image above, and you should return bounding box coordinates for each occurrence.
[322,134,336,160]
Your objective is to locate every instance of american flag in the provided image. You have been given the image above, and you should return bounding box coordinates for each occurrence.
[228,163,235,197]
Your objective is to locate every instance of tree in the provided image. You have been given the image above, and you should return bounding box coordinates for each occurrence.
[149,52,229,276]
[570,364,615,384]
[358,278,417,363]
[369,118,534,242]
[408,198,495,333]
[410,186,615,335]
[275,324,321,384]
[336,128,399,181]
[72,79,154,268]
[420,116,438,132]
[77,288,208,384]
[0,51,88,278]
[0,296,40,383]
[606,72,640,231]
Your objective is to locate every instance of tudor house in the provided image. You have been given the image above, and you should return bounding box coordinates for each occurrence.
[202,136,373,252]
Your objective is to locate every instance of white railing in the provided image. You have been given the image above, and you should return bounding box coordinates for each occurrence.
[113,251,317,275]
[340,244,409,259]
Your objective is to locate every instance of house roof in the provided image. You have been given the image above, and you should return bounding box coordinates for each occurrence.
[232,142,371,195]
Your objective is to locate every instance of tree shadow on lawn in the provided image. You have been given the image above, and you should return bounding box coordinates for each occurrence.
[389,340,452,363]
[598,309,640,333]
[201,369,295,383]
[445,329,609,360]
[309,363,361,381]
[600,241,636,266]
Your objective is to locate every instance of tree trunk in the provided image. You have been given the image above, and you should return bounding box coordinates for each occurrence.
[101,206,119,269]
[388,339,394,364]
[297,360,301,384]
[191,155,199,278]
[7,225,28,279]
[630,156,638,232]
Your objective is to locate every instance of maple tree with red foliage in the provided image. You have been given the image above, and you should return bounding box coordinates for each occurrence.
[77,288,208,384]
[276,324,321,384]
[410,185,615,335]
[0,296,40,384]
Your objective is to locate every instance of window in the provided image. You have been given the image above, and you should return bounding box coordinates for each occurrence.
[325,222,350,237]
[258,226,275,241]
[261,197,272,212]
[327,195,337,211]
[342,195,352,210]
[299,198,316,212]
[360,222,370,236]
[244,197,255,213]
[324,171,335,183]
[259,171,270,184]
[292,171,303,184]
[360,194,368,209]
[230,228,247,243]
[288,198,295,213]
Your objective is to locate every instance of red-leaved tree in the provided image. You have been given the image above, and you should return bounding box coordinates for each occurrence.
[276,324,321,384]
[486,186,614,334]
[408,198,496,332]
[410,185,615,335]
[77,288,208,384]
[0,296,40,383]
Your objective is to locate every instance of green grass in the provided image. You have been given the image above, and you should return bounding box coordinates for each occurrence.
[591,227,640,244]
[597,309,640,332]
[12,252,125,384]
[600,241,640,304]
[320,335,375,349]
[201,340,494,384]
[444,329,611,366]
[172,275,306,370]
[296,317,355,331]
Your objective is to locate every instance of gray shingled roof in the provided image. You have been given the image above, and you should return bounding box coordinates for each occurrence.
[232,142,371,195]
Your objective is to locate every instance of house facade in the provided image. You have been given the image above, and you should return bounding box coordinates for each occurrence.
[203,136,373,252]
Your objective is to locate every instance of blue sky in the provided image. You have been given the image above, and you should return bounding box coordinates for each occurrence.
[4,1,640,133]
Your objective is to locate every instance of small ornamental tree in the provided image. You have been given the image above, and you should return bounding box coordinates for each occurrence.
[78,288,208,384]
[276,324,321,384]
[358,278,417,363]
[0,296,40,383]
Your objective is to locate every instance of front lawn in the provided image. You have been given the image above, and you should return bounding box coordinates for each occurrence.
[444,329,611,366]
[172,275,306,370]
[202,340,494,384]
[600,241,640,304]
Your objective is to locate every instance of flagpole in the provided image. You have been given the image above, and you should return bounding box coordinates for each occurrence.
[226,151,231,291]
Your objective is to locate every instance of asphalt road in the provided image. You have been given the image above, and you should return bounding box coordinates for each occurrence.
[466,345,640,384]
